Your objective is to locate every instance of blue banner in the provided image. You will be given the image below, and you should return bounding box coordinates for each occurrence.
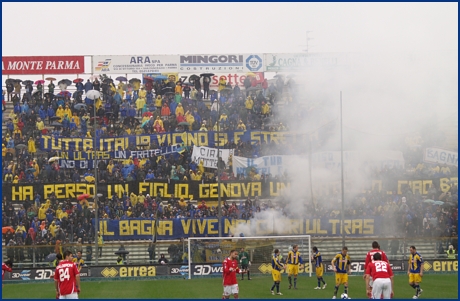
[95,217,382,241]
[56,146,182,169]
[40,130,292,151]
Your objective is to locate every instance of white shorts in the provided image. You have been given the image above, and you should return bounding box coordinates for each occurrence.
[59,292,79,299]
[223,284,239,296]
[369,277,374,288]
[372,278,392,299]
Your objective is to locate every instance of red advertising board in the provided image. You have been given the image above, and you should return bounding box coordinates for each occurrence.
[2,56,85,75]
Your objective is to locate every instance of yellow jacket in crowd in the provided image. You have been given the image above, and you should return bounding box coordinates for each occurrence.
[49,221,57,237]
[175,84,183,95]
[237,121,246,131]
[36,119,45,131]
[28,137,36,153]
[261,103,270,115]
[175,104,184,116]
[64,106,72,118]
[56,106,65,121]
[38,204,47,220]
[218,78,226,91]
[130,193,137,206]
[136,97,146,110]
[245,97,254,110]
[155,96,163,108]
[198,160,204,174]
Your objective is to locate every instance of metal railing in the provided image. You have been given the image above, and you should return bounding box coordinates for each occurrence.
[3,236,456,268]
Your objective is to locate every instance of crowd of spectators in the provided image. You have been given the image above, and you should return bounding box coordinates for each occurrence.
[1,75,457,264]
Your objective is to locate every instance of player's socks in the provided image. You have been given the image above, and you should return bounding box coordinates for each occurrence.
[344,286,348,294]
[247,271,251,280]
[334,286,339,297]
[288,277,292,289]
[318,279,321,287]
[276,283,280,293]
[415,285,421,296]
[294,278,297,288]
[271,283,276,291]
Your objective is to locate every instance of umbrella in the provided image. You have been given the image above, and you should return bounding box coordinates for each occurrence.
[287,74,296,78]
[154,75,167,81]
[49,116,61,121]
[423,199,436,204]
[48,156,60,163]
[51,122,63,128]
[143,76,154,81]
[45,77,56,81]
[2,226,15,234]
[32,91,42,96]
[73,78,84,83]
[45,253,57,262]
[86,90,101,100]
[189,74,200,81]
[73,90,83,98]
[200,73,215,77]
[434,201,445,205]
[57,91,72,98]
[103,78,113,84]
[58,79,72,86]
[77,194,90,200]
[85,176,95,183]
[14,79,22,83]
[141,120,150,128]
[246,87,262,92]
[115,250,130,255]
[74,103,87,110]
[246,72,256,77]
[116,76,128,82]
[164,91,174,96]
[162,86,173,92]
[26,168,36,173]
[178,122,190,127]
[35,80,45,85]
[143,112,153,117]
[123,117,140,126]
[23,80,33,85]
[15,144,26,149]
[5,79,15,85]
[129,78,141,84]
[44,92,54,98]
[273,74,284,78]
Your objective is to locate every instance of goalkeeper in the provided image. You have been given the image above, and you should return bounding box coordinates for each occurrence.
[238,247,251,280]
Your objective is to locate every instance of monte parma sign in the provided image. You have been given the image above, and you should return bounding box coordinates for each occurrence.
[2,56,85,75]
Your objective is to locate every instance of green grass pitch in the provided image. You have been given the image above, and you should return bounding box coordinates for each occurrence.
[2,274,458,299]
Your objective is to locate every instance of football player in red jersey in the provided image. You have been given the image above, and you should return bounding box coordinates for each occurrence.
[365,253,394,299]
[54,250,81,299]
[2,259,13,286]
[364,241,389,298]
[222,249,241,299]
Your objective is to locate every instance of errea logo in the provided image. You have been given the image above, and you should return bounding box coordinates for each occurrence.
[101,267,118,278]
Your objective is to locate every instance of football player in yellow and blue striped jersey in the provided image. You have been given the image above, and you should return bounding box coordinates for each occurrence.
[331,246,351,299]
[312,246,327,289]
[408,246,423,299]
[286,244,303,289]
[270,249,285,295]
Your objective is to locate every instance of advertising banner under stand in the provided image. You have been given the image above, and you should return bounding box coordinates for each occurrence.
[2,56,85,75]
[92,55,180,74]
[90,264,168,278]
[179,54,264,73]
[264,53,343,72]
[7,267,89,280]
